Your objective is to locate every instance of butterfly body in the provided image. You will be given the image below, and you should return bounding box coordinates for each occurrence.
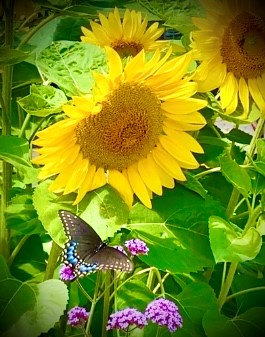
[59,210,133,279]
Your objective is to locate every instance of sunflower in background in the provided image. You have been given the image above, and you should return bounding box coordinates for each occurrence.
[190,0,265,118]
[81,7,168,57]
[32,47,206,209]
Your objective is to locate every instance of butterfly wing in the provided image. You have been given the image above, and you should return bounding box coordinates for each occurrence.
[59,210,133,278]
[59,210,102,260]
[89,246,133,272]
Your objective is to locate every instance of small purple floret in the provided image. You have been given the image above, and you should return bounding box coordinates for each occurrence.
[59,264,75,281]
[144,298,183,332]
[124,239,149,256]
[67,306,89,327]
[106,308,147,330]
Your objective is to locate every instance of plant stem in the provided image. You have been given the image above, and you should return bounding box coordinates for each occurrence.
[44,241,61,280]
[86,272,101,335]
[0,0,15,259]
[8,234,29,266]
[102,271,111,337]
[225,286,265,302]
[217,261,238,310]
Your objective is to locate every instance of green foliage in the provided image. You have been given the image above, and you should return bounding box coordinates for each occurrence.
[1,1,265,337]
[37,41,107,96]
[18,84,68,117]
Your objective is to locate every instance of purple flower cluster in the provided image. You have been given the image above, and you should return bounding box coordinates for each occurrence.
[145,298,183,332]
[67,306,89,327]
[59,264,75,281]
[124,239,149,255]
[106,308,147,330]
[106,298,182,333]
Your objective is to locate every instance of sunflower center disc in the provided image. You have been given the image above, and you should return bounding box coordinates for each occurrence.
[76,82,163,170]
[111,40,143,57]
[221,12,265,78]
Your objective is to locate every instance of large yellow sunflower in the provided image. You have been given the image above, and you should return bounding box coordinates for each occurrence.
[32,47,206,209]
[190,0,265,117]
[80,7,167,57]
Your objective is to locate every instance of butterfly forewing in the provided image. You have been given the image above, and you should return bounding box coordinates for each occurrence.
[59,210,102,260]
[59,210,133,279]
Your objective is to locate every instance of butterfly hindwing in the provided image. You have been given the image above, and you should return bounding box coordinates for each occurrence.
[59,210,133,279]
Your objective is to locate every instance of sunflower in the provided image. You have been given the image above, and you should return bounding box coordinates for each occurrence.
[32,47,206,209]
[190,0,265,117]
[80,7,167,57]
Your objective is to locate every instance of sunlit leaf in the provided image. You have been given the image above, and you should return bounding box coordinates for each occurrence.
[4,280,68,337]
[209,216,262,263]
[37,41,107,96]
[128,187,224,273]
[219,156,251,197]
[18,84,68,117]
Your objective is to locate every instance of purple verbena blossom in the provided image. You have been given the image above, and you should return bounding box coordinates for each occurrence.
[59,264,75,281]
[144,298,183,332]
[106,308,147,331]
[67,306,89,327]
[124,239,149,256]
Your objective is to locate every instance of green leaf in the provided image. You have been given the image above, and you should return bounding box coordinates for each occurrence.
[209,216,262,263]
[32,180,74,246]
[117,279,154,311]
[176,282,217,337]
[0,270,36,333]
[17,84,68,117]
[37,41,107,96]
[79,185,130,240]
[182,172,208,198]
[128,187,224,273]
[0,136,39,184]
[219,156,251,197]
[6,189,44,235]
[203,307,265,337]
[10,235,47,282]
[4,280,68,337]
[0,48,30,66]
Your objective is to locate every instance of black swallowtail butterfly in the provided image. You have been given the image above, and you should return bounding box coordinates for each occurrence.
[59,210,133,279]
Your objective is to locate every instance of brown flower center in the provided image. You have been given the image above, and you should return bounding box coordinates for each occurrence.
[75,82,163,170]
[111,40,143,57]
[221,11,265,78]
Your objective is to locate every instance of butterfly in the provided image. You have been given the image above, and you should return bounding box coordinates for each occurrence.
[59,210,133,279]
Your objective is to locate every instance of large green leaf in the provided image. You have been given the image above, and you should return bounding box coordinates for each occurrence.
[4,280,68,337]
[0,257,36,334]
[128,186,224,273]
[5,189,44,235]
[176,282,217,337]
[37,41,107,96]
[32,180,129,246]
[209,216,262,263]
[203,307,265,337]
[78,185,130,239]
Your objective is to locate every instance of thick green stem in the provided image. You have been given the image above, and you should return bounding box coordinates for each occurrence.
[217,261,238,310]
[86,272,101,335]
[0,0,15,259]
[101,271,111,337]
[44,241,61,280]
